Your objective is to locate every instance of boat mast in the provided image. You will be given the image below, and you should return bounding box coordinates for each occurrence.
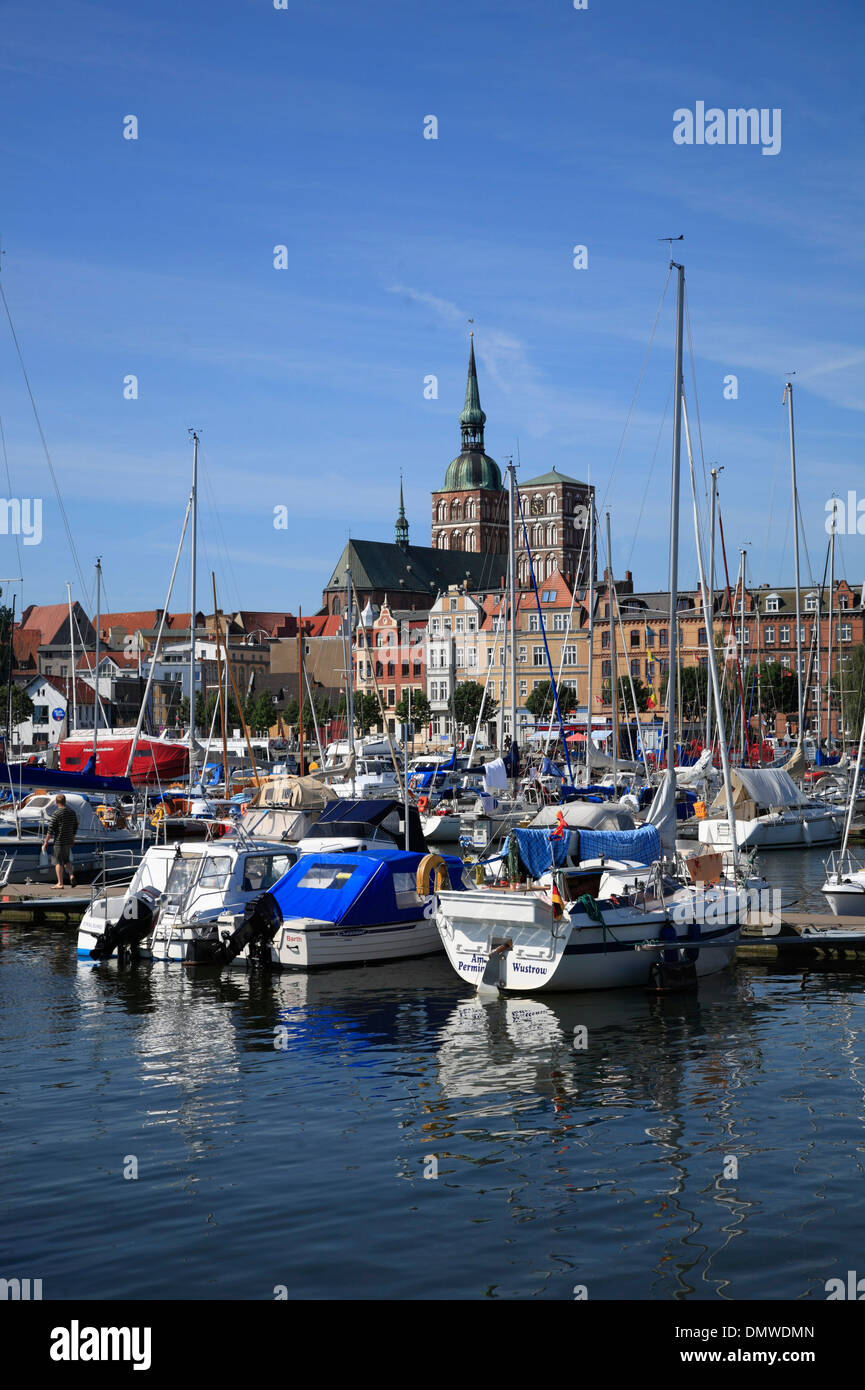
[784,382,804,745]
[92,557,101,759]
[827,521,835,749]
[585,499,595,783]
[188,429,199,792]
[705,466,720,753]
[739,547,746,759]
[666,260,685,783]
[66,583,77,732]
[605,511,618,784]
[507,460,517,766]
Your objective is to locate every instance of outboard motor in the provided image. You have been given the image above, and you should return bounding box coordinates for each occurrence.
[90,885,162,963]
[185,891,283,969]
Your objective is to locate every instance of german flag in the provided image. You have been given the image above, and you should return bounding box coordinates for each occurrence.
[551,882,564,920]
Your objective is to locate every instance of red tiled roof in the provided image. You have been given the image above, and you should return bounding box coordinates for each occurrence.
[19,603,71,645]
[76,651,139,671]
[12,629,41,670]
[234,610,294,637]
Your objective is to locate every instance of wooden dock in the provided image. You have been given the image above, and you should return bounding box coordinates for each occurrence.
[740,911,865,958]
[0,882,126,923]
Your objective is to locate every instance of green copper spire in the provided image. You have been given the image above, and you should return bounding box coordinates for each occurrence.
[442,334,503,492]
[459,335,486,449]
[395,472,409,546]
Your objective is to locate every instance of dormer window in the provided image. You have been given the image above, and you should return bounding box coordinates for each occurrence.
[766,595,779,613]
[804,593,818,612]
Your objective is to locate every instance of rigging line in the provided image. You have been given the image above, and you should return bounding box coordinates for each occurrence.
[796,489,816,590]
[598,263,672,518]
[0,276,91,604]
[0,415,23,590]
[200,448,242,616]
[683,289,709,501]
[626,376,674,569]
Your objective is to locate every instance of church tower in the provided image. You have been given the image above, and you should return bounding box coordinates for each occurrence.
[430,337,507,555]
[395,474,409,547]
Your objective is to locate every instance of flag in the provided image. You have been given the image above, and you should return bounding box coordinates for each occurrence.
[551,882,564,920]
[549,809,567,841]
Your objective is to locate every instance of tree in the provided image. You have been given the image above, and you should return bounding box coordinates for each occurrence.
[395,688,431,728]
[245,690,277,734]
[0,594,14,686]
[1,684,34,727]
[453,680,498,732]
[603,674,653,714]
[353,692,379,736]
[178,692,207,728]
[525,680,578,720]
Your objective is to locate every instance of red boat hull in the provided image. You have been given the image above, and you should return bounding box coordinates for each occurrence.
[59,737,189,786]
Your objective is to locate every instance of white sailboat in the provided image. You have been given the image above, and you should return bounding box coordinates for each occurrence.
[434,260,754,993]
[822,703,865,916]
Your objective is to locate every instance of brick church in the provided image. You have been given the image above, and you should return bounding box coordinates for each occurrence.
[321,338,596,615]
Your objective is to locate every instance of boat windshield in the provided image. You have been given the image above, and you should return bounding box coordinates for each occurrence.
[164,854,233,906]
[297,863,356,891]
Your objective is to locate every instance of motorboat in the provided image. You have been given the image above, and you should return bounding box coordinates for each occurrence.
[293,797,428,855]
[77,837,298,962]
[0,791,145,885]
[191,845,468,970]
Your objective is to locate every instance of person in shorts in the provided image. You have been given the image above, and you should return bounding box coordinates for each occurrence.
[42,794,79,887]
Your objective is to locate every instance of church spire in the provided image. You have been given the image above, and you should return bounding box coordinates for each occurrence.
[395,472,409,546]
[459,334,486,453]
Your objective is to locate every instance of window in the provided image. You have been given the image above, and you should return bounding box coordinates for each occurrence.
[449,598,458,612]
[645,628,655,648]
[563,645,577,666]
[455,617,464,633]
[455,649,463,668]
[533,679,544,690]
[528,614,540,632]
[630,659,641,678]
[393,871,426,909]
[298,863,356,891]
[429,649,438,669]
[602,630,610,649]
[241,854,294,892]
[630,630,640,648]
[841,624,852,642]
[779,625,790,644]
[430,618,439,634]
[518,645,527,662]
[519,679,528,697]
[839,595,849,610]
[766,596,779,613]
[552,612,568,632]
[780,653,791,668]
[467,648,477,668]
[532,646,545,666]
[659,629,668,646]
[601,660,611,679]
[467,617,476,632]
[401,662,409,677]
[764,625,775,644]
[697,627,706,647]
[487,649,494,666]
[387,688,395,706]
[805,594,818,612]
[547,493,556,514]
[413,663,421,677]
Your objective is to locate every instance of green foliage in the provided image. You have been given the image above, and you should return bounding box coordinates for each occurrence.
[353,692,379,736]
[453,680,498,730]
[395,688,431,728]
[1,684,34,726]
[834,644,865,735]
[603,674,653,713]
[525,680,578,719]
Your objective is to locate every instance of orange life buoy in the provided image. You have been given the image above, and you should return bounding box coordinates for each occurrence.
[417,795,429,814]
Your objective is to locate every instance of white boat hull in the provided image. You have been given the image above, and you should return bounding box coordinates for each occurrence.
[698,809,841,849]
[435,885,741,993]
[421,813,462,843]
[262,915,442,969]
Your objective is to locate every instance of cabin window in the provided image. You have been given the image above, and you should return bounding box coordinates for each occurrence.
[241,854,294,892]
[198,856,233,888]
[393,871,426,908]
[298,863,356,890]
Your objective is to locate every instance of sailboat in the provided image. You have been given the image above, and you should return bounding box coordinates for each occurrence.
[821,702,865,916]
[434,261,755,992]
[696,383,840,850]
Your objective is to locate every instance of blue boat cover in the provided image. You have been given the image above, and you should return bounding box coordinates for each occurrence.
[0,764,135,795]
[576,824,661,865]
[269,847,464,926]
[511,828,571,879]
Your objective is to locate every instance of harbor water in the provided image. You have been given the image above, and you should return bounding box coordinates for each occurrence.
[2,846,864,1301]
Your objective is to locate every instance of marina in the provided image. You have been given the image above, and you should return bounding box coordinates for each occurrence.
[2,0,863,1345]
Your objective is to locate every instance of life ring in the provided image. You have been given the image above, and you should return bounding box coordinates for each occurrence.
[416,853,449,895]
[417,795,429,814]
[436,804,449,816]
[151,803,169,828]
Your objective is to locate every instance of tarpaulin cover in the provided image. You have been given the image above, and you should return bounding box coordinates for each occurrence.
[269,847,464,927]
[510,828,571,879]
[576,824,661,866]
[709,767,807,812]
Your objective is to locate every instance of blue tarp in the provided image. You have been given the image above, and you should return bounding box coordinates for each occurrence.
[511,827,571,879]
[269,847,464,927]
[0,764,135,795]
[815,748,841,766]
[576,824,661,865]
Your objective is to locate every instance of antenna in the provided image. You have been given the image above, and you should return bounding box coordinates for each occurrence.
[658,234,684,264]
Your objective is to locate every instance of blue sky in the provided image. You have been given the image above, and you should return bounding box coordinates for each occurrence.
[0,0,862,621]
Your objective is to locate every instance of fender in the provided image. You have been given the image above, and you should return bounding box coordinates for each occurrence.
[416,852,449,895]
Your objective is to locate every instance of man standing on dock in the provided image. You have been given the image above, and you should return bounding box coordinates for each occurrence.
[42,795,79,888]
